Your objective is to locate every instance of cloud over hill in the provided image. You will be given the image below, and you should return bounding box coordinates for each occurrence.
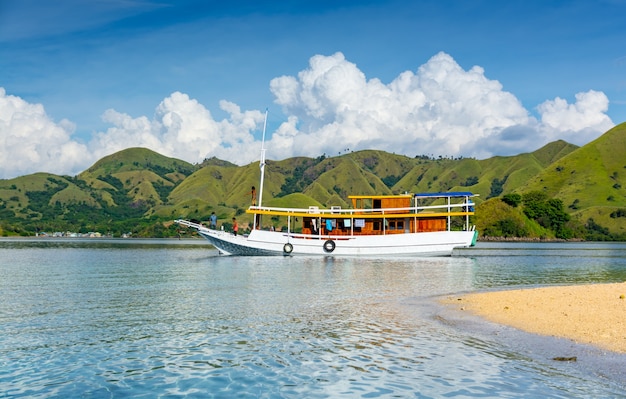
[0,52,615,179]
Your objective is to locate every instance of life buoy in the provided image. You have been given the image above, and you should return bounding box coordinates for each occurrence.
[323,239,335,253]
[283,243,293,254]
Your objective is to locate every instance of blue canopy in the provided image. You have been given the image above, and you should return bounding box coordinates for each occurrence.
[414,192,475,198]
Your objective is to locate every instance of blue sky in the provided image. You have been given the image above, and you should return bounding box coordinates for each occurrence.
[1,0,625,179]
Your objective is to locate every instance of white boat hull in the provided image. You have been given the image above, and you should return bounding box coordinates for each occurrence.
[178,221,476,256]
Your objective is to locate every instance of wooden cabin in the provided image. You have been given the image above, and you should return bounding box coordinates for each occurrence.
[299,194,449,236]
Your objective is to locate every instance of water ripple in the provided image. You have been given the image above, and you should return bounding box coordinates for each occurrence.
[1,240,625,397]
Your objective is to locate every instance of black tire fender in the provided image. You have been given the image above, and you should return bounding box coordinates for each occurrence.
[283,242,293,254]
[323,239,335,253]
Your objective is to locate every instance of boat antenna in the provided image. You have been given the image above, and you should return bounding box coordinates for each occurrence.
[257,108,268,208]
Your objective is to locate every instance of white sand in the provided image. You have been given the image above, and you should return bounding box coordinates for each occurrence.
[442,282,626,353]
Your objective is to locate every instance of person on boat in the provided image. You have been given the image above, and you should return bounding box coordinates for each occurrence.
[232,217,239,236]
[247,186,257,206]
[209,212,217,229]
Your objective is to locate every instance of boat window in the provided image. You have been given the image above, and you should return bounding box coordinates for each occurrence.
[388,220,404,230]
[373,199,382,209]
[357,198,372,209]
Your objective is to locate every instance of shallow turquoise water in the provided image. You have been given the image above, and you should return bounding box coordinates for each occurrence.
[1,239,625,398]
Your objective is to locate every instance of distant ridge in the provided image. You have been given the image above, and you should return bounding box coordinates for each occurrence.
[1,122,625,238]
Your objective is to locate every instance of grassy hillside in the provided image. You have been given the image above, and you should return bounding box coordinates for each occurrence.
[518,123,626,235]
[0,148,198,236]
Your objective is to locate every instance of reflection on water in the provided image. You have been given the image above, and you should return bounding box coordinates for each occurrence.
[1,239,625,398]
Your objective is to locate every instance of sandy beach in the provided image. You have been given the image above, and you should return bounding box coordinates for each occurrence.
[443,282,626,353]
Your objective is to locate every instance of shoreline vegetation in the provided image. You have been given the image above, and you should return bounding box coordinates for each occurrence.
[442,282,626,354]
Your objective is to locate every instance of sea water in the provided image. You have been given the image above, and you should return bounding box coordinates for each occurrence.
[1,239,625,398]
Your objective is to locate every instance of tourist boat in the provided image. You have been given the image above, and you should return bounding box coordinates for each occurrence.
[176,191,478,256]
[176,110,478,256]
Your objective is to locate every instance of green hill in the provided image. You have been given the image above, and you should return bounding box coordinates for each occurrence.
[0,148,197,236]
[517,123,626,237]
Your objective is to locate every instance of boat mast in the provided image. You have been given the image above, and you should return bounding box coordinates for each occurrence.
[254,109,268,230]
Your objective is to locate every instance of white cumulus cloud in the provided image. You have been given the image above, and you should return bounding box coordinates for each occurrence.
[537,90,613,144]
[0,88,89,179]
[269,52,532,159]
[0,52,616,179]
[88,93,265,166]
[267,52,614,160]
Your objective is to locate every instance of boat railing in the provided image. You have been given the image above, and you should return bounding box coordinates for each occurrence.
[249,201,474,216]
[175,219,208,230]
